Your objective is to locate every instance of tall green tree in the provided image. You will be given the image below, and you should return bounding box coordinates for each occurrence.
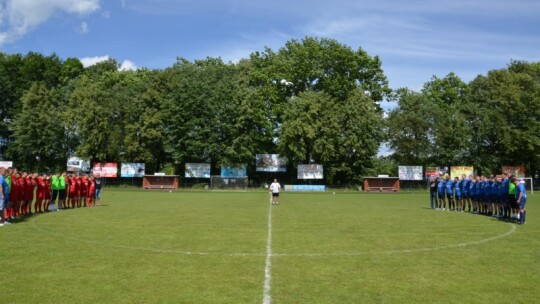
[387,89,434,165]
[8,82,67,171]
[422,73,471,165]
[467,61,540,174]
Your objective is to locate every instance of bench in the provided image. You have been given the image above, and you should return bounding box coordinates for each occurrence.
[145,185,176,190]
[367,186,398,192]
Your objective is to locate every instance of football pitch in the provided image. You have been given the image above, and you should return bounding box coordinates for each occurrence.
[1,190,538,303]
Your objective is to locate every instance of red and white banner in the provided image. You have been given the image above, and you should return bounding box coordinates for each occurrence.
[93,163,118,177]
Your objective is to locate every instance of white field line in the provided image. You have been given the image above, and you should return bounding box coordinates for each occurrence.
[28,214,516,258]
[262,193,273,304]
[272,223,517,257]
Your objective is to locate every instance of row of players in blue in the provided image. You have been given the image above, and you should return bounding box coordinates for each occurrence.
[429,173,527,225]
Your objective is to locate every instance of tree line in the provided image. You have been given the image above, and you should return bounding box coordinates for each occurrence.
[0,37,538,185]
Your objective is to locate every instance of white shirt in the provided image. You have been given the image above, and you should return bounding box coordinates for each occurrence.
[270,182,281,193]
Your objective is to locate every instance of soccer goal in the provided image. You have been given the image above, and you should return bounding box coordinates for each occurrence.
[522,177,534,194]
[210,176,248,190]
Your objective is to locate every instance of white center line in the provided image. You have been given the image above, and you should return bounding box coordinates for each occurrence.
[262,194,273,304]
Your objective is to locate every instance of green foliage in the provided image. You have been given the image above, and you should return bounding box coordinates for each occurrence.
[8,82,68,171]
[1,42,539,181]
[387,89,433,165]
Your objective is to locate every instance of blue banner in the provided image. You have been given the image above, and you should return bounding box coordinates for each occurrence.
[284,185,326,192]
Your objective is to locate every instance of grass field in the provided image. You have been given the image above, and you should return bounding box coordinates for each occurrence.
[1,190,538,303]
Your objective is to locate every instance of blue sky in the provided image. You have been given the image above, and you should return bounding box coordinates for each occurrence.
[1,0,539,92]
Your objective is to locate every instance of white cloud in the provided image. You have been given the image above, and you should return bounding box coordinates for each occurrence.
[80,56,137,71]
[80,55,110,67]
[78,21,89,34]
[119,59,137,71]
[0,0,100,46]
[102,10,110,19]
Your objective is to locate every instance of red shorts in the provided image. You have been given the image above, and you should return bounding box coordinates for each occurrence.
[24,190,33,202]
[36,191,46,201]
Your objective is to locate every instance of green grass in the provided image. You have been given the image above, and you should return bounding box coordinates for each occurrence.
[1,190,538,303]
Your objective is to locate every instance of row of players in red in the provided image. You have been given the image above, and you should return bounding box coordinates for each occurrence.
[5,169,101,220]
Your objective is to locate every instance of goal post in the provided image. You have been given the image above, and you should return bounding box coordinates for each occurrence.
[522,177,534,194]
[210,176,248,190]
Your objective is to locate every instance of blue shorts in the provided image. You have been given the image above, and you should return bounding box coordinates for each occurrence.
[1,194,7,210]
[455,194,462,200]
[519,198,527,209]
[462,192,468,199]
[438,193,445,199]
[446,193,453,199]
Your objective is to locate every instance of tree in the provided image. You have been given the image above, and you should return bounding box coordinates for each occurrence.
[331,89,385,183]
[421,73,471,165]
[387,89,434,165]
[278,91,339,167]
[8,82,67,171]
[467,61,540,174]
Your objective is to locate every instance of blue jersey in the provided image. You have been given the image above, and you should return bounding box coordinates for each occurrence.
[483,180,491,196]
[490,181,497,196]
[445,180,454,194]
[497,181,505,196]
[454,180,462,195]
[469,180,476,194]
[462,179,469,194]
[475,181,483,195]
[438,180,446,194]
[502,178,509,194]
[515,183,527,199]
[0,175,8,196]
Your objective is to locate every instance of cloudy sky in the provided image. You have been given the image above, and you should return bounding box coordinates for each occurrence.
[0,0,539,91]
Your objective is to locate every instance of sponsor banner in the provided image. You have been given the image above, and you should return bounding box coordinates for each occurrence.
[297,164,324,180]
[185,163,211,178]
[0,161,13,168]
[93,163,118,178]
[502,166,526,178]
[221,165,247,178]
[255,154,287,172]
[398,166,423,180]
[425,166,439,178]
[450,166,474,179]
[121,163,145,177]
[284,185,326,192]
[67,157,90,172]
[439,166,450,177]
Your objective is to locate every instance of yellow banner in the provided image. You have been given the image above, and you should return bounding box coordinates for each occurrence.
[450,166,474,179]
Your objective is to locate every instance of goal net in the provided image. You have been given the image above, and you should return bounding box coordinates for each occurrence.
[210,176,248,190]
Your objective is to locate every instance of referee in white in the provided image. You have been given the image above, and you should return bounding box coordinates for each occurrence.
[269,178,281,205]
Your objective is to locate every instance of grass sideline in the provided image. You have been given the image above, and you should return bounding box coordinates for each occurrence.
[0,190,538,303]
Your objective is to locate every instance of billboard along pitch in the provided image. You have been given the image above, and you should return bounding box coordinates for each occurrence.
[255,154,287,172]
[121,163,145,177]
[185,163,211,178]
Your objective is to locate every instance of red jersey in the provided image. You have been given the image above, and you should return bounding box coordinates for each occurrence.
[76,178,82,196]
[45,178,51,199]
[10,175,20,203]
[18,177,26,201]
[80,177,88,195]
[36,177,46,200]
[24,176,34,201]
[87,179,95,198]
[68,177,77,197]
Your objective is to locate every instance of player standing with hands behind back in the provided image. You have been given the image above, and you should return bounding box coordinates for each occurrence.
[270,178,281,205]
